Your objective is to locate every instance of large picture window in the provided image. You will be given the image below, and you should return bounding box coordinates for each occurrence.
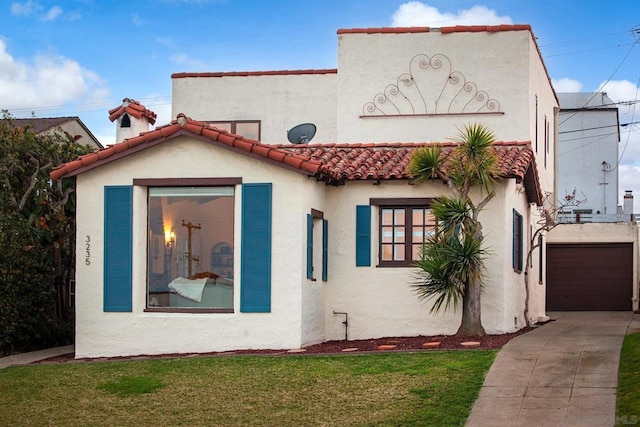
[372,199,435,267]
[146,186,234,311]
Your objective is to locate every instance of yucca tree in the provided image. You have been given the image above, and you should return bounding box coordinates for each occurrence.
[408,123,500,336]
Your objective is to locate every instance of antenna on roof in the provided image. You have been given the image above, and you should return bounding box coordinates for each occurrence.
[287,123,316,144]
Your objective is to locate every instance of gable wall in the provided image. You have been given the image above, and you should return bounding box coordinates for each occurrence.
[336,30,532,143]
[47,120,102,150]
[74,136,323,357]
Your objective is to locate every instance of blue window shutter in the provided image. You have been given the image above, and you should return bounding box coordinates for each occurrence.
[241,183,272,312]
[513,209,523,271]
[104,186,133,312]
[322,219,328,281]
[306,214,314,279]
[518,213,524,271]
[356,205,371,266]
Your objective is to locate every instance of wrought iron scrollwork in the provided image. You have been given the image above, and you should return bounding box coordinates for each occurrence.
[362,53,500,116]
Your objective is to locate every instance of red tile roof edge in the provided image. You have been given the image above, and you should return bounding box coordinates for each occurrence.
[50,115,542,205]
[337,25,531,35]
[337,27,431,34]
[172,69,338,79]
[50,114,322,181]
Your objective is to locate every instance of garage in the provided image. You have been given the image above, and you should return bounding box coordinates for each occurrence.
[546,243,633,311]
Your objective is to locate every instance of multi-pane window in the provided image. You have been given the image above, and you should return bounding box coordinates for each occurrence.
[207,120,260,140]
[379,205,435,266]
[146,186,234,311]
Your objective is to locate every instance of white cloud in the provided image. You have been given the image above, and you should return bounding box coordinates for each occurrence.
[132,14,145,26]
[10,1,42,16]
[391,2,512,27]
[0,38,109,114]
[156,37,176,49]
[42,5,62,21]
[598,80,640,116]
[551,78,583,93]
[618,165,640,213]
[169,53,208,70]
[11,2,78,21]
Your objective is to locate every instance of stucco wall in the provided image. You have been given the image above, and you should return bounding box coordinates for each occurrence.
[322,177,531,341]
[75,137,317,358]
[528,36,558,201]
[172,74,337,144]
[336,30,534,144]
[300,179,327,347]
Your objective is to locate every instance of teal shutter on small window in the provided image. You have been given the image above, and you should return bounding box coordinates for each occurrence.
[512,209,517,269]
[240,183,272,312]
[104,186,133,312]
[306,214,314,279]
[322,219,328,281]
[356,205,371,266]
[512,209,523,271]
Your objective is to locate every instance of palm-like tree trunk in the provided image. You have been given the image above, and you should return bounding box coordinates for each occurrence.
[457,277,486,336]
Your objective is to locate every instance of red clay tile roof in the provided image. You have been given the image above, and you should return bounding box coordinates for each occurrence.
[336,24,531,34]
[275,141,542,204]
[50,115,543,205]
[108,98,157,125]
[172,69,337,79]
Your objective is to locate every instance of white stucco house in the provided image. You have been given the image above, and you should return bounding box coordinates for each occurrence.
[52,25,558,358]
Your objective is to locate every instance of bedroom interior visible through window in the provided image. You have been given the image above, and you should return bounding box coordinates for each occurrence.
[147,186,234,310]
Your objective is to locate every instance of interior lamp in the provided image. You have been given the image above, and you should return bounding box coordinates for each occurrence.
[164,229,175,247]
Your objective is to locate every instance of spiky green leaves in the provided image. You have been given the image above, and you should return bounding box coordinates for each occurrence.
[413,196,487,314]
[407,145,443,184]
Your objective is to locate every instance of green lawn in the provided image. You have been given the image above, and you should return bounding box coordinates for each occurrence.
[616,332,640,426]
[0,351,496,426]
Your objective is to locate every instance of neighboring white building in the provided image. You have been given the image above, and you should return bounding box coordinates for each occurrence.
[557,92,623,219]
[53,25,560,358]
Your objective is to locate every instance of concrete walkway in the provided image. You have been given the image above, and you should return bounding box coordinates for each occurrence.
[466,311,640,427]
[0,345,74,370]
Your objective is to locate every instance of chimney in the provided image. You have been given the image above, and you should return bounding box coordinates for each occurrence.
[623,190,634,220]
[108,98,157,143]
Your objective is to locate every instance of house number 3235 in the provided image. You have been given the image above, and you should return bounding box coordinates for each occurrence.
[85,235,91,265]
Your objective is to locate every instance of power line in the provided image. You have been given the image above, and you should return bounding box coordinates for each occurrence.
[558,35,639,127]
[559,121,640,134]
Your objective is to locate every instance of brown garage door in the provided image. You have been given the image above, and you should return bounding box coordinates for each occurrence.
[546,243,632,311]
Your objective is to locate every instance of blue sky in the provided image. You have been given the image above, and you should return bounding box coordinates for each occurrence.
[1,0,639,205]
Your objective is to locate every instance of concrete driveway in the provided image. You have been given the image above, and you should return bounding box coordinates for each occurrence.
[466,311,640,427]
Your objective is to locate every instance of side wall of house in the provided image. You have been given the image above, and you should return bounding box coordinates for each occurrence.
[171,74,337,144]
[300,179,328,347]
[528,36,558,202]
[74,136,323,358]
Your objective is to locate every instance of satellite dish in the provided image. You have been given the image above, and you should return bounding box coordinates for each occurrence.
[287,123,316,144]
